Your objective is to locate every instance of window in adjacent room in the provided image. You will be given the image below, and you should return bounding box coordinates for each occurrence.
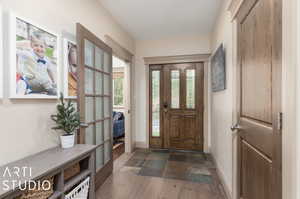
[113,56,126,108]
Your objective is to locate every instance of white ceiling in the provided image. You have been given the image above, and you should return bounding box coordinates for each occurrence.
[99,0,222,40]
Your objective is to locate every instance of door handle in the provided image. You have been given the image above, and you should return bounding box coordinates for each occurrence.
[80,123,89,128]
[163,103,168,113]
[231,123,242,131]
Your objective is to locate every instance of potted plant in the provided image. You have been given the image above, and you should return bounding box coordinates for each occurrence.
[51,93,80,149]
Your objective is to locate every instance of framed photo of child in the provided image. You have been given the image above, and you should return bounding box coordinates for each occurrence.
[63,39,78,99]
[9,14,59,98]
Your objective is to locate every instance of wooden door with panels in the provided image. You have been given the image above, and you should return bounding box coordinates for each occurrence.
[77,24,113,189]
[232,0,282,198]
[149,63,204,151]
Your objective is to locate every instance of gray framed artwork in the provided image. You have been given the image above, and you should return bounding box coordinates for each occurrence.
[211,44,226,92]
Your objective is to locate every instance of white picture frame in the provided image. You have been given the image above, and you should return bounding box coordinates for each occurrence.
[63,38,77,99]
[9,13,60,99]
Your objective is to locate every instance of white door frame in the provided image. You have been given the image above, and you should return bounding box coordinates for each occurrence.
[144,54,211,152]
[105,35,134,153]
[124,60,132,153]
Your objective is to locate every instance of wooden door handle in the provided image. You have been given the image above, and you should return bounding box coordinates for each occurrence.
[163,103,168,113]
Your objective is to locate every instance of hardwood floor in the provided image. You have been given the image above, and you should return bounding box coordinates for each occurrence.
[96,150,226,199]
[113,142,125,161]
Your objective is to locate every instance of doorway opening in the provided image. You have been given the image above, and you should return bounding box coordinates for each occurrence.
[112,56,131,160]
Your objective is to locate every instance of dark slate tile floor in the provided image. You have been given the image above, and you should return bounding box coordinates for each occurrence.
[125,149,218,185]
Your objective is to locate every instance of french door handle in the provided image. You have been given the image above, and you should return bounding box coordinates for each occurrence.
[231,123,242,131]
[80,123,89,128]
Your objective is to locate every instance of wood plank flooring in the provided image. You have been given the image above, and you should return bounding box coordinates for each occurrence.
[113,142,125,161]
[96,149,227,199]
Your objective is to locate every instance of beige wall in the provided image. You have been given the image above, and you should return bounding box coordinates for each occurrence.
[209,0,234,197]
[0,0,135,166]
[134,34,211,148]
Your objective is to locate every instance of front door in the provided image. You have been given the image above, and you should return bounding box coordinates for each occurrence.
[149,63,204,151]
[77,24,113,189]
[234,0,282,198]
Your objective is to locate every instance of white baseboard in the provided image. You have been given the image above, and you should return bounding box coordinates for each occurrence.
[134,141,148,149]
[211,154,233,199]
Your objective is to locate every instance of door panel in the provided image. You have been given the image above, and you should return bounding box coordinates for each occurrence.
[169,115,181,139]
[236,0,282,198]
[183,115,196,139]
[240,0,272,123]
[77,23,113,189]
[242,141,272,199]
[149,63,204,151]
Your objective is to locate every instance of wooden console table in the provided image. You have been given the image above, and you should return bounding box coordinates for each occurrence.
[0,144,97,199]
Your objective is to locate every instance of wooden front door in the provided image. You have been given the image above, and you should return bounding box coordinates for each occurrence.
[234,0,282,198]
[149,63,204,151]
[77,24,113,189]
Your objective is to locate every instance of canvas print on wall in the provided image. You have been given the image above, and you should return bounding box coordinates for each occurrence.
[63,39,77,98]
[211,44,226,92]
[10,15,59,98]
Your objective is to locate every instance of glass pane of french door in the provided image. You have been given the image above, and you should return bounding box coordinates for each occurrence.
[77,24,113,186]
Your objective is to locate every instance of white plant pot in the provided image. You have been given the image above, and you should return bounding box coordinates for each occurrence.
[60,134,75,149]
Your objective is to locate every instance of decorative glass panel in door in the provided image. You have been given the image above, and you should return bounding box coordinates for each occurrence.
[77,24,113,189]
[186,69,195,109]
[171,70,180,109]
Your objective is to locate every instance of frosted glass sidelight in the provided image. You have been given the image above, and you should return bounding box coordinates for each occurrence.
[151,71,160,137]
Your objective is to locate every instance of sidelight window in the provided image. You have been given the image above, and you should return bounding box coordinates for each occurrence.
[151,70,160,137]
